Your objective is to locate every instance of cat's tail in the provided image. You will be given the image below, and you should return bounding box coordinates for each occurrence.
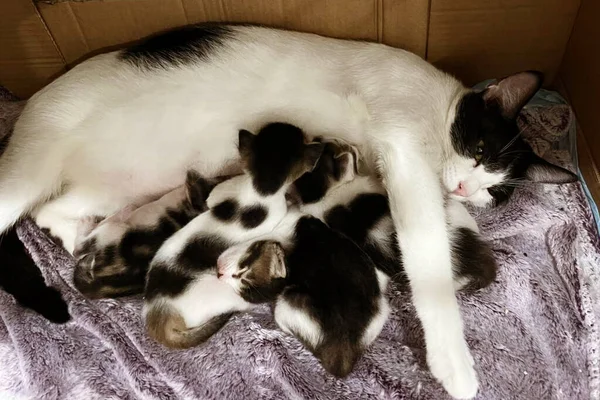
[144,300,233,349]
[0,131,65,234]
[314,337,362,378]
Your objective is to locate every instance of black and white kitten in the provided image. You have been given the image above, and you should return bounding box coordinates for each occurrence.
[71,171,216,299]
[143,123,323,349]
[217,216,390,378]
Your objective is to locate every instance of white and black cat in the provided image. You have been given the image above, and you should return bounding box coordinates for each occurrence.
[72,171,217,299]
[0,23,576,398]
[144,123,323,349]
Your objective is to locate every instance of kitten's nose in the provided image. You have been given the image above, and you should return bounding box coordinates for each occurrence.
[452,182,469,197]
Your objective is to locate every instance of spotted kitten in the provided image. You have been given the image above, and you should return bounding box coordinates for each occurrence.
[143,123,324,349]
[72,171,215,299]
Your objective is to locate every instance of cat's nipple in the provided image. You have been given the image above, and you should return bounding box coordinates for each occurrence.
[452,182,469,197]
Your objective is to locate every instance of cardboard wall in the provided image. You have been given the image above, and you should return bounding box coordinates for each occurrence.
[0,0,65,98]
[0,0,597,197]
[559,0,600,201]
[0,0,583,96]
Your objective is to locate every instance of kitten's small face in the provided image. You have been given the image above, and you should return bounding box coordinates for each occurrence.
[216,240,287,303]
[444,72,577,207]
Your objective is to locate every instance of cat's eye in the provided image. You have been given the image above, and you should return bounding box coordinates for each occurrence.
[474,140,484,162]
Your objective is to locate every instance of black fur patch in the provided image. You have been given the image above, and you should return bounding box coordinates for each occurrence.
[0,227,70,323]
[240,205,268,229]
[212,199,238,221]
[451,227,497,291]
[120,23,233,70]
[144,264,193,301]
[176,235,230,272]
[325,193,402,279]
[293,143,340,204]
[242,123,310,195]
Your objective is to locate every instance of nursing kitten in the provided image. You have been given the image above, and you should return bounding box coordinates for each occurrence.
[217,216,390,378]
[297,142,496,291]
[71,171,215,299]
[144,123,324,349]
[1,24,578,397]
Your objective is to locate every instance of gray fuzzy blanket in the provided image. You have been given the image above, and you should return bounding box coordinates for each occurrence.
[0,86,598,400]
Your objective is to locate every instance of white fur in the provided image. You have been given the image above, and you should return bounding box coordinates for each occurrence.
[2,26,481,398]
[361,270,391,347]
[274,298,323,348]
[170,274,251,328]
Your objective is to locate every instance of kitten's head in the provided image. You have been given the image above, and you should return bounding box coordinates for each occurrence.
[292,141,357,204]
[238,123,325,195]
[216,240,287,303]
[444,71,577,207]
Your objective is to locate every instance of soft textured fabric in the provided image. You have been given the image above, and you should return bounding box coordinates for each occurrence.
[0,87,598,400]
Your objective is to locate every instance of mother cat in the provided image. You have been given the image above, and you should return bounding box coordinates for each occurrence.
[0,24,575,398]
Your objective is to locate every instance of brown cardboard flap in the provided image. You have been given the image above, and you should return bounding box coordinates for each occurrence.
[560,0,600,174]
[0,0,66,98]
[427,0,580,85]
[381,0,429,57]
[38,0,381,66]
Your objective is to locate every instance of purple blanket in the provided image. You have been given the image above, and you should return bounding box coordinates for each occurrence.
[0,87,598,400]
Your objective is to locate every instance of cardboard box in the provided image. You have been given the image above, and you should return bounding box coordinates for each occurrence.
[0,0,597,200]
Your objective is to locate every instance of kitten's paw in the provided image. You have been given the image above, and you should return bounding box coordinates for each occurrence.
[427,340,478,399]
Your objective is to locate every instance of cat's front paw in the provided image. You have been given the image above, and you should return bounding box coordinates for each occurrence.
[427,340,478,399]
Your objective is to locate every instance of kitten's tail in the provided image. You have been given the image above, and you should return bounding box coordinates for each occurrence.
[314,337,362,378]
[0,134,64,234]
[145,301,233,349]
[451,227,498,291]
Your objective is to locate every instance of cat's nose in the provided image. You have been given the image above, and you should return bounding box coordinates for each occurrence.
[452,182,469,197]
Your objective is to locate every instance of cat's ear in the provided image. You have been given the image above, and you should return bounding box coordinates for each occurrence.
[238,129,255,162]
[334,152,356,184]
[268,242,287,279]
[303,142,326,171]
[185,170,211,211]
[483,71,543,119]
[525,154,578,184]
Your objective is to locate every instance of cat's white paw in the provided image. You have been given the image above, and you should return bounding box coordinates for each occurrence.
[427,340,478,399]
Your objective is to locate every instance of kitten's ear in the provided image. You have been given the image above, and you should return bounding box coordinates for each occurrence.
[185,170,211,211]
[334,152,356,184]
[483,71,543,119]
[267,242,287,279]
[303,142,326,171]
[525,154,578,184]
[238,129,255,162]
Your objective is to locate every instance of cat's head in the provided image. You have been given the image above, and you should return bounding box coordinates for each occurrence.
[444,71,577,207]
[238,123,325,195]
[291,141,357,204]
[216,240,287,303]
